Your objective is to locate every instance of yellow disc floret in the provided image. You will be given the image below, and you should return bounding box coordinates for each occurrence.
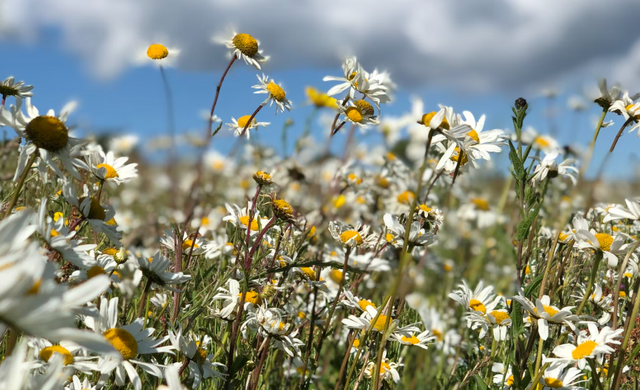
[87,266,106,279]
[237,115,257,129]
[354,100,374,116]
[340,230,363,245]
[489,310,510,324]
[39,345,74,366]
[232,33,259,57]
[104,328,138,360]
[25,116,69,152]
[345,107,363,123]
[467,129,480,143]
[595,233,613,251]
[471,198,490,211]
[96,163,119,179]
[572,340,597,359]
[239,216,259,231]
[272,199,293,219]
[420,112,449,130]
[401,334,420,345]
[469,299,486,313]
[544,378,564,388]
[147,44,169,60]
[240,291,262,305]
[397,191,415,205]
[78,196,106,220]
[266,81,286,102]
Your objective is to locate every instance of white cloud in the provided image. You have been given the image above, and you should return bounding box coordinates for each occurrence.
[2,0,640,91]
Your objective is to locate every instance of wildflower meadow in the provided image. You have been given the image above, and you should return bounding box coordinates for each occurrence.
[2,30,640,390]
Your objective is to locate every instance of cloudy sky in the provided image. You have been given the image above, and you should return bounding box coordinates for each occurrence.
[1,0,640,175]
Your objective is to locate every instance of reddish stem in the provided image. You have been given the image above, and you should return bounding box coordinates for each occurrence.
[240,104,264,137]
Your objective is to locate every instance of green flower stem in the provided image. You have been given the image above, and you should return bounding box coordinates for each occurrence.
[611,277,640,390]
[576,251,603,315]
[3,152,37,219]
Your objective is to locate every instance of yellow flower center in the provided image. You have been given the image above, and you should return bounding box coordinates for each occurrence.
[432,329,443,341]
[53,212,64,222]
[375,175,390,188]
[237,115,257,129]
[87,265,106,279]
[354,99,374,116]
[105,217,117,226]
[467,129,480,143]
[534,305,559,317]
[572,340,597,359]
[397,190,415,205]
[146,44,169,60]
[25,116,69,152]
[345,107,364,123]
[358,299,376,311]
[625,104,640,119]
[619,291,627,298]
[471,198,490,211]
[39,345,74,366]
[449,147,468,165]
[232,33,259,57]
[78,196,106,220]
[300,267,317,280]
[401,334,420,345]
[96,163,119,179]
[380,361,391,373]
[239,216,259,231]
[240,291,262,305]
[525,265,531,275]
[353,339,360,348]
[544,377,564,388]
[420,111,450,130]
[559,232,569,241]
[306,87,337,108]
[506,375,514,386]
[534,136,551,148]
[195,346,208,365]
[333,194,346,208]
[273,199,293,218]
[373,315,389,332]
[348,173,363,185]
[595,233,613,251]
[339,230,363,245]
[418,204,431,213]
[266,81,286,102]
[103,248,118,256]
[489,310,510,324]
[469,299,486,313]
[182,239,199,251]
[329,269,343,283]
[443,263,453,272]
[50,229,60,237]
[385,233,396,243]
[297,311,306,319]
[254,170,271,181]
[104,328,138,360]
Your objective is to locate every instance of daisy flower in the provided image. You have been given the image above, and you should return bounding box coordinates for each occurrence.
[66,375,99,390]
[492,362,516,389]
[594,78,624,109]
[223,32,268,70]
[252,74,292,113]
[142,43,180,67]
[227,115,270,139]
[449,280,502,316]
[0,97,87,181]
[336,99,379,130]
[85,297,173,390]
[323,57,391,108]
[458,111,506,162]
[363,350,403,384]
[69,252,118,284]
[603,199,640,222]
[550,322,623,369]
[136,251,192,289]
[29,337,99,372]
[540,362,586,390]
[160,230,206,257]
[342,305,397,333]
[168,327,226,387]
[531,150,578,185]
[63,182,122,246]
[223,202,272,235]
[466,309,512,341]
[383,213,437,248]
[0,76,33,99]
[573,216,626,267]
[211,278,261,320]
[328,221,373,248]
[609,90,640,121]
[35,199,96,268]
[391,330,435,349]
[512,294,578,340]
[85,147,138,185]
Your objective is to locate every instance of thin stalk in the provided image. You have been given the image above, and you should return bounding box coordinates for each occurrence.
[207,56,236,139]
[612,240,640,329]
[137,278,152,318]
[611,278,640,390]
[3,152,37,219]
[576,252,603,315]
[240,105,264,137]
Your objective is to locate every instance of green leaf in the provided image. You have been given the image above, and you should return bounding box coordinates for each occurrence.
[473,376,489,390]
[515,204,541,241]
[508,140,525,181]
[524,274,545,298]
[229,353,249,377]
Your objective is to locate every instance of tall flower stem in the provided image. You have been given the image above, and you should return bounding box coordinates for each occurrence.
[611,277,640,390]
[3,152,37,219]
[576,251,602,315]
[240,105,264,137]
[208,56,236,139]
[373,130,435,390]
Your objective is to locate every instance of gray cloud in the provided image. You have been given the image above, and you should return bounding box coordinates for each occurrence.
[2,0,640,91]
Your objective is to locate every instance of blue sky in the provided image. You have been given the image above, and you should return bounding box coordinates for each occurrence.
[2,24,639,179]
